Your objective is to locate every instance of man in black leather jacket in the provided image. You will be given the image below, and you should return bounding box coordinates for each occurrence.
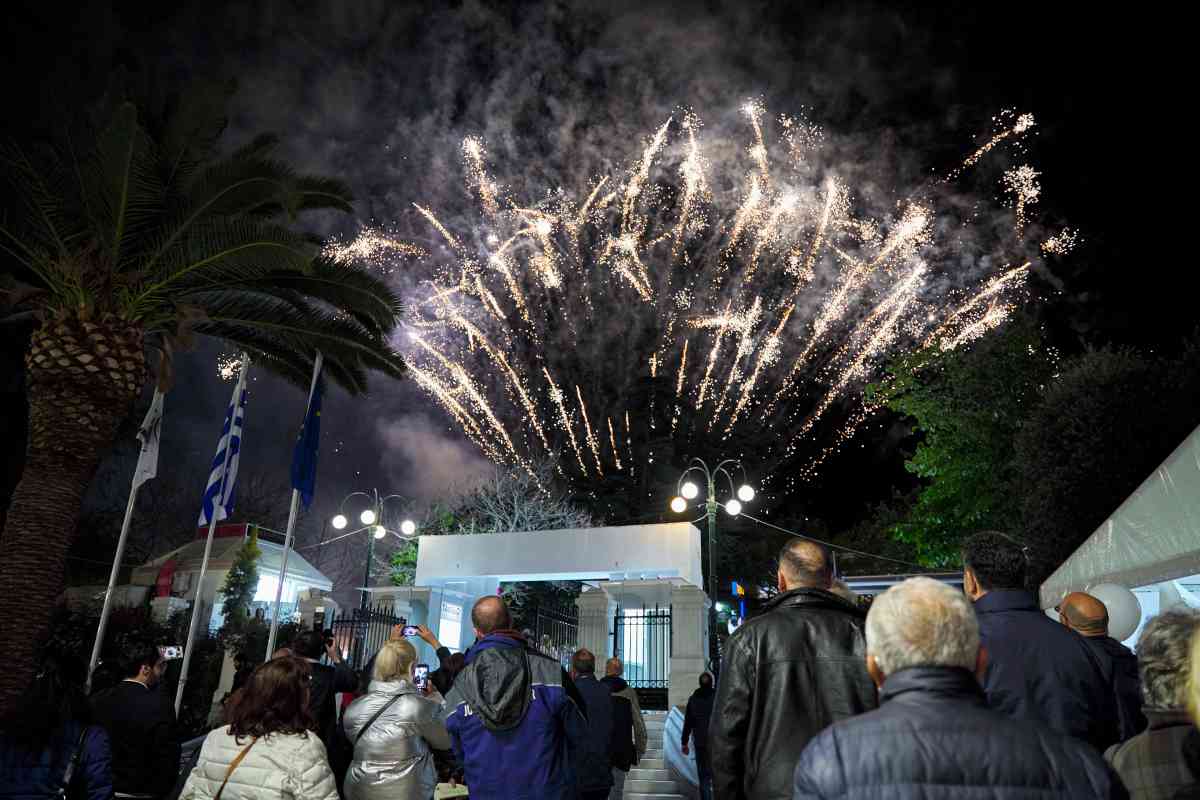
[793,577,1126,799]
[709,539,876,800]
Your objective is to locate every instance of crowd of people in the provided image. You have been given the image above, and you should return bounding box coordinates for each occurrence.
[2,528,1199,799]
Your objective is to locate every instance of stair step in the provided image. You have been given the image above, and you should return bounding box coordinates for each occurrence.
[623,795,685,800]
[627,779,679,793]
[638,758,665,770]
[628,768,670,781]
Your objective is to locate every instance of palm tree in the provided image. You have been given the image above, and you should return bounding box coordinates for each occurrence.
[0,84,406,711]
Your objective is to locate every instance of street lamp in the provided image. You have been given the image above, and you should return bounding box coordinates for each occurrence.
[330,489,419,611]
[668,458,756,672]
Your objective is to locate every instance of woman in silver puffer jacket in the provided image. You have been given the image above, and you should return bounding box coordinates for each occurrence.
[341,639,451,800]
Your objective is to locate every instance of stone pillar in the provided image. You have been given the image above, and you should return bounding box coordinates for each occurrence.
[670,583,709,711]
[575,586,614,663]
[150,596,189,624]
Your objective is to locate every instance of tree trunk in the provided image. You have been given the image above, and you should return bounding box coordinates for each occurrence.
[0,314,144,715]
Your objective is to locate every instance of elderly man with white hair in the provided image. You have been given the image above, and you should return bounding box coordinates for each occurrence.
[792,577,1126,800]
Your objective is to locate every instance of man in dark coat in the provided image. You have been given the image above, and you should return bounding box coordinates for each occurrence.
[793,577,1127,799]
[1060,591,1148,740]
[710,540,877,800]
[963,531,1121,751]
[90,641,180,799]
[571,648,615,800]
[290,629,359,746]
[681,673,715,800]
[599,661,638,800]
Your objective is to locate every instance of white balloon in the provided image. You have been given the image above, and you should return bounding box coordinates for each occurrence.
[1088,583,1142,641]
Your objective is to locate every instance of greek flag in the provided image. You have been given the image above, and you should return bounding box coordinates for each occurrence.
[198,361,249,527]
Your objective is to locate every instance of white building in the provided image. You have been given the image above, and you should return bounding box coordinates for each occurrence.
[131,523,333,630]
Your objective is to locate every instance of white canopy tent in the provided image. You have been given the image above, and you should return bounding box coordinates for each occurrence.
[1039,423,1200,622]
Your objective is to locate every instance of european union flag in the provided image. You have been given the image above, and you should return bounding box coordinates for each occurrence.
[289,376,323,509]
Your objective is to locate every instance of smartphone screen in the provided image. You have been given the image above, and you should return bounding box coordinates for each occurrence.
[158,645,182,660]
[402,625,420,638]
[414,663,429,690]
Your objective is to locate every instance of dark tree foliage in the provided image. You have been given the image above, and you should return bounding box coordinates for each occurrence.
[1014,339,1200,584]
[869,316,1056,565]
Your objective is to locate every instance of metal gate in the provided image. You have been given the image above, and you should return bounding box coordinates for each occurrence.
[531,604,579,669]
[613,606,671,710]
[322,603,404,673]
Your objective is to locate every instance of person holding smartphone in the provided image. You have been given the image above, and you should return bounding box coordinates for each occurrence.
[341,640,450,800]
[90,641,179,800]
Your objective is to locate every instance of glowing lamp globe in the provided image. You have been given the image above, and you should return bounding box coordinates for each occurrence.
[331,514,348,530]
[373,525,387,539]
[725,499,743,516]
[400,519,417,536]
[681,481,700,500]
[360,509,377,526]
[737,485,756,503]
[670,496,688,514]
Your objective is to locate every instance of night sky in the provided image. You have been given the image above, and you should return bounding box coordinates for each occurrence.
[1,1,1182,592]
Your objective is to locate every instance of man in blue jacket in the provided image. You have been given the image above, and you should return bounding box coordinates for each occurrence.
[444,596,587,800]
[963,531,1120,751]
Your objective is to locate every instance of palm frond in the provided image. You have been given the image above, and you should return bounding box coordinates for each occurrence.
[85,103,164,271]
[192,294,404,394]
[158,81,234,189]
[225,258,403,335]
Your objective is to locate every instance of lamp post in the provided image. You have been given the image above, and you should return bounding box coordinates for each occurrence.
[330,489,418,611]
[669,458,756,672]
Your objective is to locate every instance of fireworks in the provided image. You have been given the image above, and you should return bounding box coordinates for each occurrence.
[352,103,1057,492]
[1041,228,1081,256]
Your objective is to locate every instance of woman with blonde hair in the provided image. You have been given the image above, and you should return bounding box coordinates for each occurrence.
[342,638,451,799]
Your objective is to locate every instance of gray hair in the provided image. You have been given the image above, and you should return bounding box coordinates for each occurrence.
[1138,610,1200,709]
[866,577,980,675]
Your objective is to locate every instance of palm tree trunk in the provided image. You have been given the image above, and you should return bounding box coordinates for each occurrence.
[0,314,144,715]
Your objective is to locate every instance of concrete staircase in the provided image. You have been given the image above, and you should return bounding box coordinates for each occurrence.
[624,711,687,799]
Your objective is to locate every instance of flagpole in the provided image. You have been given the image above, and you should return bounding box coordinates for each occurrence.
[86,478,141,693]
[175,355,249,715]
[266,351,323,659]
[86,387,165,693]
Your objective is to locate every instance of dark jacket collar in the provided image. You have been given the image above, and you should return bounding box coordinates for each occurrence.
[973,589,1040,614]
[601,675,629,692]
[764,586,860,614]
[879,666,986,706]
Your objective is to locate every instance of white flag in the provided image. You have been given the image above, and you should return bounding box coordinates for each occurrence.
[132,390,165,490]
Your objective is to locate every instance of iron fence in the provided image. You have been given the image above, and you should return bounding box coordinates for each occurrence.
[319,602,405,673]
[613,605,671,708]
[530,604,579,669]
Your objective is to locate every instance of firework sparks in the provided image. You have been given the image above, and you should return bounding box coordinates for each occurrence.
[950,111,1036,178]
[343,103,1057,494]
[576,385,604,476]
[216,352,244,382]
[1041,227,1080,256]
[1003,165,1041,233]
[322,226,427,271]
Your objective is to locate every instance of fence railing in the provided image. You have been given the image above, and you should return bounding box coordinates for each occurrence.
[531,604,579,669]
[317,602,405,673]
